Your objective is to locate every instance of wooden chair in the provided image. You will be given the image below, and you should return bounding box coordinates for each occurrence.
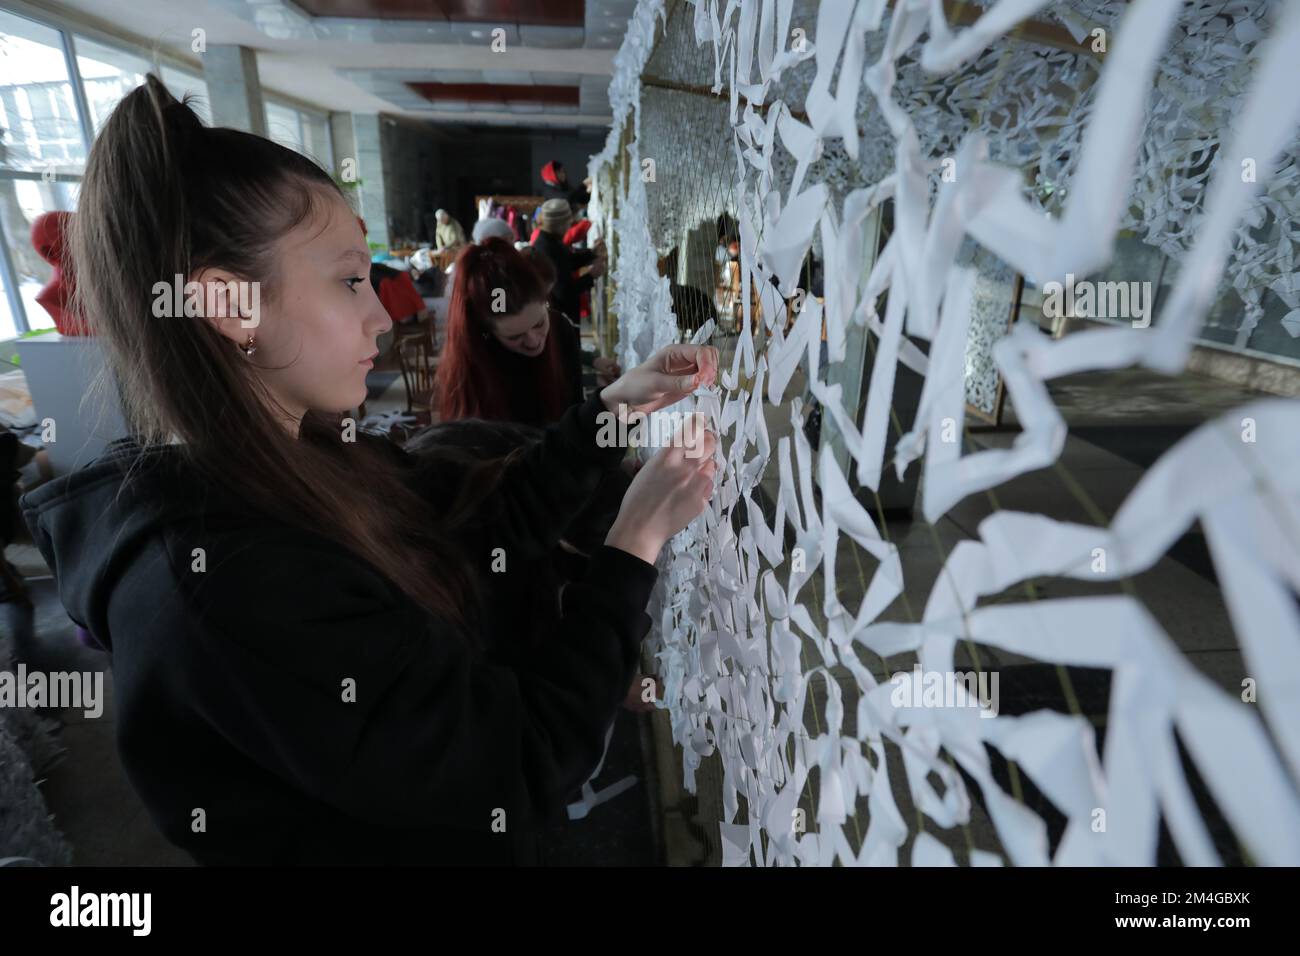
[387,314,431,365]
[396,327,439,429]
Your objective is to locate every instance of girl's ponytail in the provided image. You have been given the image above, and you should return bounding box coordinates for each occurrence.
[71,75,482,634]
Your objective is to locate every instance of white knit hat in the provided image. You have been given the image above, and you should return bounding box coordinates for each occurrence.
[472,218,515,243]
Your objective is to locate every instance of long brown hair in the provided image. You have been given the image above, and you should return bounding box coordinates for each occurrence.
[437,238,573,424]
[72,74,488,632]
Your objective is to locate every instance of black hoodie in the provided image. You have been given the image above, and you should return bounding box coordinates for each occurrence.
[19,391,657,865]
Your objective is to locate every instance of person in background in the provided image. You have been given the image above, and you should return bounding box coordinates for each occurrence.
[360,215,429,328]
[527,212,593,249]
[563,217,592,247]
[438,237,580,426]
[471,217,515,244]
[369,262,428,326]
[539,160,590,209]
[532,199,605,329]
[434,208,466,252]
[436,246,650,714]
[525,210,598,327]
[520,246,620,390]
[404,417,659,715]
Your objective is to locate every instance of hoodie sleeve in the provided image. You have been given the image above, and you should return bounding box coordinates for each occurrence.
[410,390,627,563]
[179,528,657,832]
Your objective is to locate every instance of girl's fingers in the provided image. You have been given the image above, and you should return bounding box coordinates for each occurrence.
[691,470,717,499]
[657,343,710,376]
[649,370,696,395]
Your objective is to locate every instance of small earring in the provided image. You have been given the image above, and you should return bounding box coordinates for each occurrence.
[239,333,257,358]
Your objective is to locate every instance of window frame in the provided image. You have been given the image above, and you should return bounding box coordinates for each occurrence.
[0,0,331,338]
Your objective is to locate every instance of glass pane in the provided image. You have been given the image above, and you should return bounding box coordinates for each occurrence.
[1075,232,1167,328]
[1244,284,1300,361]
[0,246,17,340]
[3,176,78,332]
[1238,204,1300,362]
[160,64,211,126]
[0,9,85,173]
[301,110,332,168]
[264,100,303,154]
[74,36,149,134]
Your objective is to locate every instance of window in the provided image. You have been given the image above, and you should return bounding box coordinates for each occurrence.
[75,39,212,131]
[302,110,332,168]
[160,64,210,125]
[265,99,332,169]
[0,242,17,341]
[74,36,149,133]
[0,11,220,335]
[0,9,85,173]
[8,177,77,337]
[265,99,304,154]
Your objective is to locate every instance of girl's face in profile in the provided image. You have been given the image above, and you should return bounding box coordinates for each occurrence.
[490,300,550,358]
[252,194,392,420]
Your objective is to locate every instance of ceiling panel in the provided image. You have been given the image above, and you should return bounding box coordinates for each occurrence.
[295,0,586,28]
[408,82,582,108]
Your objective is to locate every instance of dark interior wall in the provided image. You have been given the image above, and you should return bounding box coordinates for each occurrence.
[380,117,442,244]
[433,130,535,233]
[379,123,608,241]
[377,121,607,245]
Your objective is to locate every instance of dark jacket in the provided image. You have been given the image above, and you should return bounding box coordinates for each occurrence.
[480,324,584,426]
[402,420,632,665]
[533,229,595,328]
[539,161,590,209]
[540,181,591,209]
[19,392,656,865]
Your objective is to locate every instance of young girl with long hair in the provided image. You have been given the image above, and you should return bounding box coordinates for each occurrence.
[20,75,718,865]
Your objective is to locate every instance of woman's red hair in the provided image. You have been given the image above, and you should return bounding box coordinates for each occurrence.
[438,238,572,424]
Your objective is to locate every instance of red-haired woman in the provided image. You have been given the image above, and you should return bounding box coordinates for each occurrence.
[438,238,583,426]
[437,238,657,713]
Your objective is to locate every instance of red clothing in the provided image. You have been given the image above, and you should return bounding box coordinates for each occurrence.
[378,271,425,323]
[531,220,591,248]
[563,220,592,246]
[31,212,89,335]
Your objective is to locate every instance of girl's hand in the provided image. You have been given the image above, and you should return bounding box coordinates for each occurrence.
[592,355,622,387]
[599,344,719,419]
[605,414,718,565]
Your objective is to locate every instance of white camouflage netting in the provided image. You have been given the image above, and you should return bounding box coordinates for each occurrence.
[588,0,1300,866]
